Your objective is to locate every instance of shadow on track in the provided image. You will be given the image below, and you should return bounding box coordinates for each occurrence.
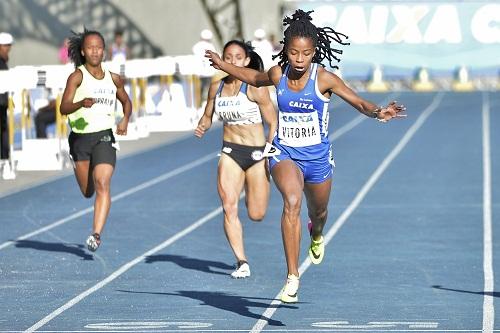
[117,289,302,326]
[145,254,234,276]
[14,240,93,260]
[432,285,500,297]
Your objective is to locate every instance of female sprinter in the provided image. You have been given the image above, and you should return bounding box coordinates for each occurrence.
[205,10,406,301]
[195,40,277,279]
[60,28,132,252]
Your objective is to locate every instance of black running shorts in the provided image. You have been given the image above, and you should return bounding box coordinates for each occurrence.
[68,129,117,167]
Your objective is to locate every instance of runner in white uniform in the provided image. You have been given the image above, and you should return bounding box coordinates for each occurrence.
[195,40,277,279]
[60,28,132,252]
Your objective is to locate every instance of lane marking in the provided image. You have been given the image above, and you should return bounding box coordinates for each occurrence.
[23,206,224,333]
[23,190,245,332]
[2,94,398,252]
[482,91,494,333]
[17,94,399,331]
[85,321,212,329]
[251,92,445,333]
[0,152,217,251]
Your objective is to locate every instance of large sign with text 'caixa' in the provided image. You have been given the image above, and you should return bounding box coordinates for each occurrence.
[284,1,499,74]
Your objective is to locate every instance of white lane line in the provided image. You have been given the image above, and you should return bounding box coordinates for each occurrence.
[482,91,494,333]
[2,93,397,252]
[251,92,445,333]
[0,152,217,251]
[23,190,246,332]
[5,329,487,332]
[23,206,224,333]
[19,95,391,332]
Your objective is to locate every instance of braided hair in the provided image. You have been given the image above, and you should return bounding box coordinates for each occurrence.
[68,27,106,67]
[222,40,265,72]
[272,9,350,69]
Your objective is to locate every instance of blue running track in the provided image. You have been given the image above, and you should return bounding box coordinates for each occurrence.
[0,91,499,332]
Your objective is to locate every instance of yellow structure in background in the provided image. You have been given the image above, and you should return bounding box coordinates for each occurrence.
[55,93,67,138]
[3,93,16,180]
[412,67,435,92]
[367,65,389,92]
[452,66,474,92]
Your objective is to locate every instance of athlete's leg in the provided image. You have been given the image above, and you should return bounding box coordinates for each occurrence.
[244,159,270,221]
[271,159,304,277]
[304,179,332,240]
[73,160,95,198]
[218,154,247,262]
[91,163,114,235]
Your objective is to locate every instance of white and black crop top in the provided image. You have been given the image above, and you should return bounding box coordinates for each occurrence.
[214,81,262,126]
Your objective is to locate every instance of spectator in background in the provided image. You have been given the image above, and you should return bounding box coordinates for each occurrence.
[0,32,14,161]
[36,38,70,138]
[251,28,274,70]
[108,29,129,63]
[58,37,70,64]
[34,90,57,139]
[269,33,282,53]
[192,29,217,100]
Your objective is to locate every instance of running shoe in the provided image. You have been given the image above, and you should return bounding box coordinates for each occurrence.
[86,233,101,252]
[309,235,325,264]
[307,220,325,264]
[280,274,299,303]
[231,260,251,279]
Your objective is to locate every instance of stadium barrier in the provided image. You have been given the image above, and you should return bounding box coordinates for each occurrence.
[0,55,497,178]
[0,55,209,177]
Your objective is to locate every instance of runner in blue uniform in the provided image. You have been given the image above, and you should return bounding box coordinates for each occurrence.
[205,9,406,302]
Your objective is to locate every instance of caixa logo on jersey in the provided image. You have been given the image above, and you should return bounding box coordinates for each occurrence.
[289,101,315,110]
[281,113,314,123]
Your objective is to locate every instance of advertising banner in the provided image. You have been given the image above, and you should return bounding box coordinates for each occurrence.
[282,1,499,76]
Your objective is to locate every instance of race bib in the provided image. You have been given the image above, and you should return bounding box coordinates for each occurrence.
[278,111,321,147]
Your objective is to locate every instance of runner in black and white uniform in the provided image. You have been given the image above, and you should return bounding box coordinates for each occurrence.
[60,28,132,252]
[195,40,277,279]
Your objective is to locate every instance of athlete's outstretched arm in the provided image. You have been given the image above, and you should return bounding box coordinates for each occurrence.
[249,86,278,143]
[60,69,94,115]
[194,80,218,138]
[112,73,132,135]
[205,50,279,88]
[321,70,406,121]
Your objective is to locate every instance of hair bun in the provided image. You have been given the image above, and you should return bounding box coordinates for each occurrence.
[283,9,313,26]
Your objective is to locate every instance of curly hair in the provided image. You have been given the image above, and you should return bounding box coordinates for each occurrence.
[67,27,106,67]
[272,9,350,69]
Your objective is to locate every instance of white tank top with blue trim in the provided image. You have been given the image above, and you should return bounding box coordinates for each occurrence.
[214,81,262,126]
[274,63,331,160]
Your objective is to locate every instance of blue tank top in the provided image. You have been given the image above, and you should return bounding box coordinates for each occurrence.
[274,63,330,160]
